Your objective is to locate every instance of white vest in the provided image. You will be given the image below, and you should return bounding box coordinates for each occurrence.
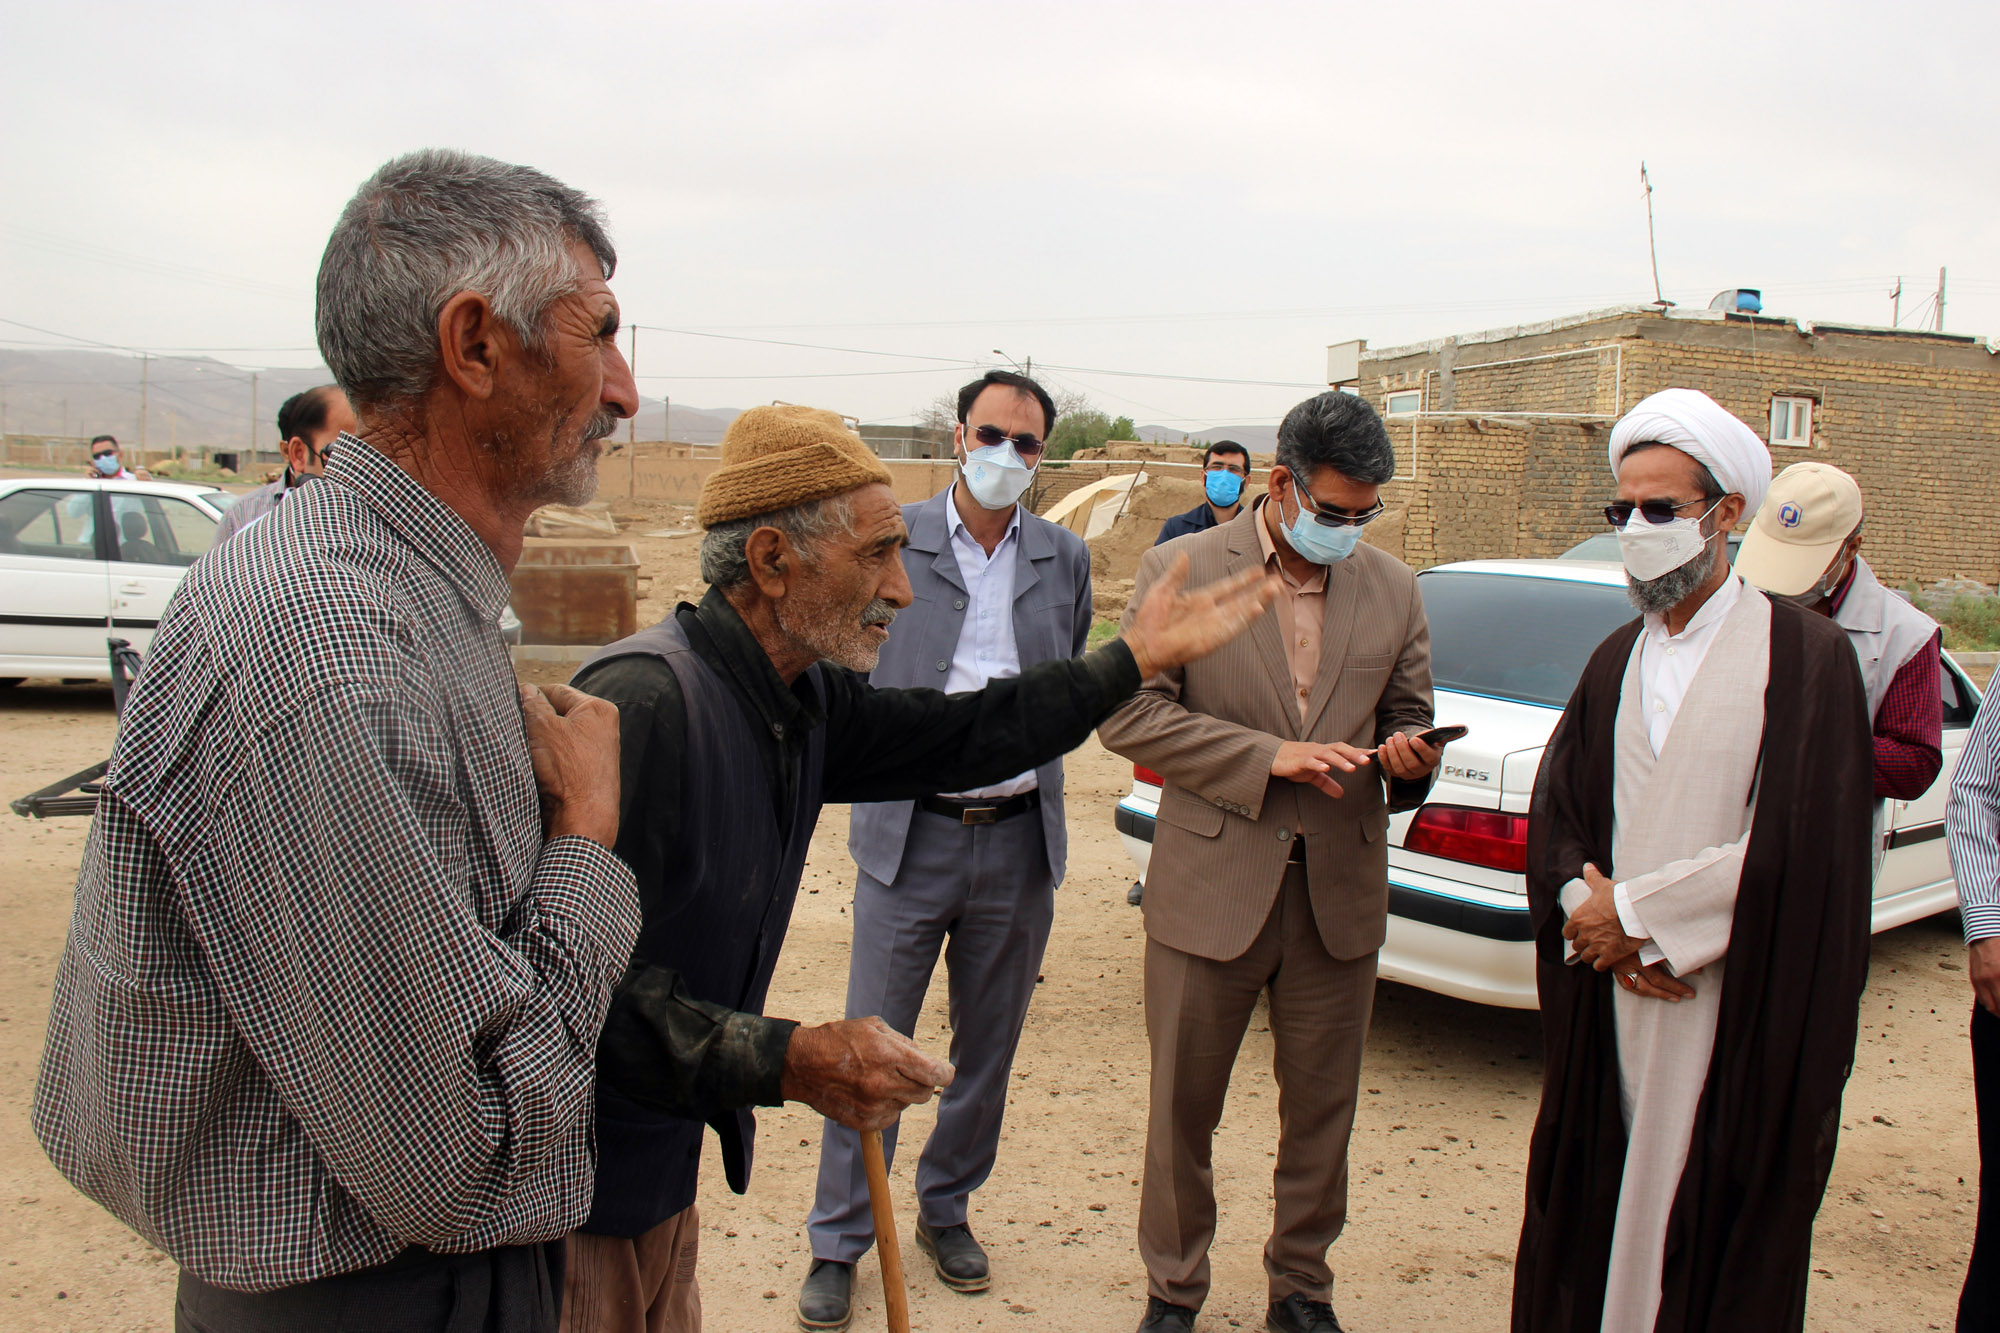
[1833,556,1939,722]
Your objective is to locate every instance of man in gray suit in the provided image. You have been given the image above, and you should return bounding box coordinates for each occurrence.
[800,371,1091,1328]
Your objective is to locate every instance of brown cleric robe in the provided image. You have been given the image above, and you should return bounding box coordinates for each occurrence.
[1512,596,1875,1333]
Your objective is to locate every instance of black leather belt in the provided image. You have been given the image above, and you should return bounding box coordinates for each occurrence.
[918,790,1041,825]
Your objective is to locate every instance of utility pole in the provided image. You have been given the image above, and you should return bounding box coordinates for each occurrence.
[250,371,259,465]
[139,354,149,460]
[1890,276,1902,326]
[62,398,69,439]
[1937,267,1948,332]
[1640,162,1672,307]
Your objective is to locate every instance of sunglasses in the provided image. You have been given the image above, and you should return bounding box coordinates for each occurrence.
[92,451,118,460]
[970,423,1046,461]
[1288,471,1385,528]
[1603,497,1719,528]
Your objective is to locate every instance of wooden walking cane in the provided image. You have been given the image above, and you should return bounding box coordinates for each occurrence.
[861,1128,911,1333]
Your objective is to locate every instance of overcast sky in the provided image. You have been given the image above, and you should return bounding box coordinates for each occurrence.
[5,0,1996,431]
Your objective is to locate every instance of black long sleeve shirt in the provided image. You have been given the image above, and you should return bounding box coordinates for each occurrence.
[577,587,1140,1124]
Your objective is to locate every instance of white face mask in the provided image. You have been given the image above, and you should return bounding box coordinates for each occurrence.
[1615,500,1722,582]
[959,441,1034,510]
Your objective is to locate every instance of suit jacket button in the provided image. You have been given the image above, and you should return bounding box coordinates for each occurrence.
[954,599,966,610]
[937,660,949,671]
[1277,829,1292,842]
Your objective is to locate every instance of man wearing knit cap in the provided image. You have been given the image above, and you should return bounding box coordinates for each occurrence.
[1514,388,1875,1332]
[1735,461,1944,864]
[563,403,1276,1333]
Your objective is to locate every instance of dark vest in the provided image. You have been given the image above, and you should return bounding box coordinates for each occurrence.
[580,616,827,1236]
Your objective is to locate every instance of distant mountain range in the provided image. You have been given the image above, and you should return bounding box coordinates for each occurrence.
[1134,424,1280,457]
[0,349,1275,456]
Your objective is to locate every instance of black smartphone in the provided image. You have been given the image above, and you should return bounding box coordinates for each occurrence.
[1413,724,1469,748]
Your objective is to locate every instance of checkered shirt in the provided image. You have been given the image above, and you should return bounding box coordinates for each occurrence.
[32,435,641,1291]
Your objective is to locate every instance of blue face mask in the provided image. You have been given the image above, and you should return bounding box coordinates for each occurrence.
[1281,485,1363,564]
[92,454,121,476]
[1204,469,1245,507]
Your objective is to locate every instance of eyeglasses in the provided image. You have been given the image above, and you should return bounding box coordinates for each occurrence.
[970,423,1045,461]
[1288,470,1384,528]
[1603,497,1719,528]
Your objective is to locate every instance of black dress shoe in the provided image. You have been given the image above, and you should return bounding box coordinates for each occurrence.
[796,1259,854,1331]
[914,1218,990,1292]
[1137,1296,1198,1331]
[1266,1292,1345,1333]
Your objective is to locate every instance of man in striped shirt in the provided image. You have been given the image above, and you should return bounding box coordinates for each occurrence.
[1948,693,2000,1329]
[34,150,646,1333]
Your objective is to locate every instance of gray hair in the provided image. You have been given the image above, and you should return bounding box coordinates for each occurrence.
[700,493,859,590]
[1275,390,1396,486]
[315,149,616,409]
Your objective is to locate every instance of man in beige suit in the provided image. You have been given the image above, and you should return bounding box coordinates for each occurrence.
[1101,391,1439,1333]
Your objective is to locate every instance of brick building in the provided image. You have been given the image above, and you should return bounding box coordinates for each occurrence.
[1328,305,2000,585]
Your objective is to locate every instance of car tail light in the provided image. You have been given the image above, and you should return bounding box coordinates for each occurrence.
[1133,764,1165,787]
[1403,804,1529,872]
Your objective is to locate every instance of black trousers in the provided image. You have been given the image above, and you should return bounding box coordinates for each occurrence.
[1963,1004,2000,1332]
[175,1241,562,1333]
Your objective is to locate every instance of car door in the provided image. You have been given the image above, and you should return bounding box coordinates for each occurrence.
[1878,647,1980,904]
[0,484,114,675]
[107,491,217,654]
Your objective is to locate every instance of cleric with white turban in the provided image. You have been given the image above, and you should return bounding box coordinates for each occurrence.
[1514,384,1873,1333]
[1609,386,1772,517]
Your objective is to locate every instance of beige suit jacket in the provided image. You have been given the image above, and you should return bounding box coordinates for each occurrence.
[1099,507,1434,963]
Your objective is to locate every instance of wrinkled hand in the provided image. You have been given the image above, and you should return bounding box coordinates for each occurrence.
[1563,863,1645,971]
[1972,939,2000,1016]
[1611,958,1696,1002]
[1122,553,1279,678]
[519,683,621,847]
[1378,731,1441,782]
[781,1016,955,1133]
[1272,741,1372,799]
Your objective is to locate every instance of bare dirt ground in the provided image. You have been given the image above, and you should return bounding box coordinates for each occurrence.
[0,670,1983,1332]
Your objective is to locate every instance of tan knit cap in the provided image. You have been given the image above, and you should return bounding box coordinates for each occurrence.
[696,404,895,529]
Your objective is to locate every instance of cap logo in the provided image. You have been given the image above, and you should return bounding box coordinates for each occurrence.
[1778,502,1802,529]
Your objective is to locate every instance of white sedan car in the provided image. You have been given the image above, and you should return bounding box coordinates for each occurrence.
[1115,559,1979,1009]
[0,476,235,682]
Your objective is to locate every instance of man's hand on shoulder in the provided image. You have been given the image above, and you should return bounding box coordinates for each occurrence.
[1971,938,2000,1016]
[780,1017,954,1132]
[1120,552,1279,677]
[519,683,620,847]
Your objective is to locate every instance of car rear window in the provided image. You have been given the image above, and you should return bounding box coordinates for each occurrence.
[1418,570,1638,708]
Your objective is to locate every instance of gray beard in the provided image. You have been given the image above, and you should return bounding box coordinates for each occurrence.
[1627,533,1721,615]
[775,593,900,673]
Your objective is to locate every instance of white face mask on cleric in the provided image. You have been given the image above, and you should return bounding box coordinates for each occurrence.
[1616,500,1722,582]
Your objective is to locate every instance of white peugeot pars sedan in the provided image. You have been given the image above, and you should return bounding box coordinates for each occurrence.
[0,476,236,683]
[1115,559,1980,1009]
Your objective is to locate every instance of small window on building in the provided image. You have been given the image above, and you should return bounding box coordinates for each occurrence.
[1386,390,1422,416]
[1770,396,1814,447]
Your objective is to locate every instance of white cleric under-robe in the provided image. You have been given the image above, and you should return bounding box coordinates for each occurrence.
[1558,579,1773,1333]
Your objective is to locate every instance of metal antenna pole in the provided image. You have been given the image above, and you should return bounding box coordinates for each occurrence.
[1937,267,1947,331]
[1890,277,1902,326]
[1641,163,1672,307]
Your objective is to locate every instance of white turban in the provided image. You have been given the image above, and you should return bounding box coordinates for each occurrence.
[1608,388,1772,517]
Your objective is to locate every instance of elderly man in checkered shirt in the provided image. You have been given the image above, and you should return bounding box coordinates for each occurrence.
[33,151,648,1332]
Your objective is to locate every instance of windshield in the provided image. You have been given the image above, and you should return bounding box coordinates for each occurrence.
[201,490,238,512]
[1418,570,1638,708]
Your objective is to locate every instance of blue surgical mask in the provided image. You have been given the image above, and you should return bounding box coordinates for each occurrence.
[1204,469,1245,507]
[1282,490,1362,564]
[92,454,120,476]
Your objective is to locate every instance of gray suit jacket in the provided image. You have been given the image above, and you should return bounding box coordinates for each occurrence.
[848,486,1094,886]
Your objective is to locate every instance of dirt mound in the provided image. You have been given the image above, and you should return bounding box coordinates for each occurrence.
[1082,474,1209,618]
